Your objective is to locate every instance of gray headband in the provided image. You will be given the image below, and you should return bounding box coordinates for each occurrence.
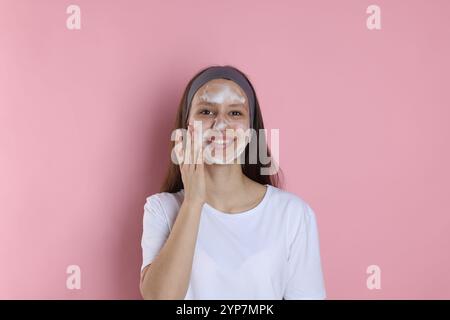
[183,66,255,129]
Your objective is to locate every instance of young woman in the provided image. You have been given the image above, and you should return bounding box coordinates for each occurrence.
[139,65,326,300]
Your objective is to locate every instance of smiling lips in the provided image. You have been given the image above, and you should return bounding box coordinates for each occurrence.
[208,135,235,148]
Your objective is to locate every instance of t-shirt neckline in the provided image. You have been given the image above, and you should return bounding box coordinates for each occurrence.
[203,184,272,218]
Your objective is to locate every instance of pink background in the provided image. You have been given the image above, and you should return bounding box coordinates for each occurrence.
[1,0,449,299]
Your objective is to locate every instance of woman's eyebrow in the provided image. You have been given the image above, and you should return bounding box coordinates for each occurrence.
[197,100,245,108]
[228,103,245,107]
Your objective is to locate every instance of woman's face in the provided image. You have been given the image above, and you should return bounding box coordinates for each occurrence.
[187,78,251,164]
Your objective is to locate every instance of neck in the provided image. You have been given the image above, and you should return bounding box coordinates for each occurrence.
[204,163,248,206]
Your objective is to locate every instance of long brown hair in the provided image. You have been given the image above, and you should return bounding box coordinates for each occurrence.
[160,65,284,193]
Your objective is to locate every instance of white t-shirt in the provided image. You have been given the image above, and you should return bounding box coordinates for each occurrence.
[140,184,326,300]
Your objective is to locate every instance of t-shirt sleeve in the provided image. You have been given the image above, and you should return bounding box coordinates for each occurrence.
[140,194,171,272]
[283,203,326,300]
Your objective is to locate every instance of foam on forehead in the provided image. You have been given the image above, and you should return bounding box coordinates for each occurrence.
[198,83,246,105]
[183,66,255,128]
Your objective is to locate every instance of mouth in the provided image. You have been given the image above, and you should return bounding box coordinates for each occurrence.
[208,136,235,148]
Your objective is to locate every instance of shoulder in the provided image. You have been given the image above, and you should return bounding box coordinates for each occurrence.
[145,190,184,210]
[267,185,319,231]
[268,185,314,216]
[144,190,185,230]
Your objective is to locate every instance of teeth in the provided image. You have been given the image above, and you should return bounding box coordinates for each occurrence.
[212,139,232,144]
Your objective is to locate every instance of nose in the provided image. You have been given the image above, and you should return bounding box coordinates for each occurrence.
[212,114,229,131]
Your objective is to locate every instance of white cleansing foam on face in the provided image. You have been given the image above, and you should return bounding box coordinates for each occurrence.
[199,83,246,105]
[193,83,250,165]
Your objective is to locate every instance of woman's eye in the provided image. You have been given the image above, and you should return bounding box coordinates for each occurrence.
[200,109,213,115]
[231,111,242,116]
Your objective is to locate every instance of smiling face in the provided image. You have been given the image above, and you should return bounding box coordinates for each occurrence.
[187,78,251,164]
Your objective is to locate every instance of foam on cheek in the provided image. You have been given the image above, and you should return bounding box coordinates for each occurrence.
[232,122,247,131]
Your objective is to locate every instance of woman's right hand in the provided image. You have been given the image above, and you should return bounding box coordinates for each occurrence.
[174,124,206,207]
